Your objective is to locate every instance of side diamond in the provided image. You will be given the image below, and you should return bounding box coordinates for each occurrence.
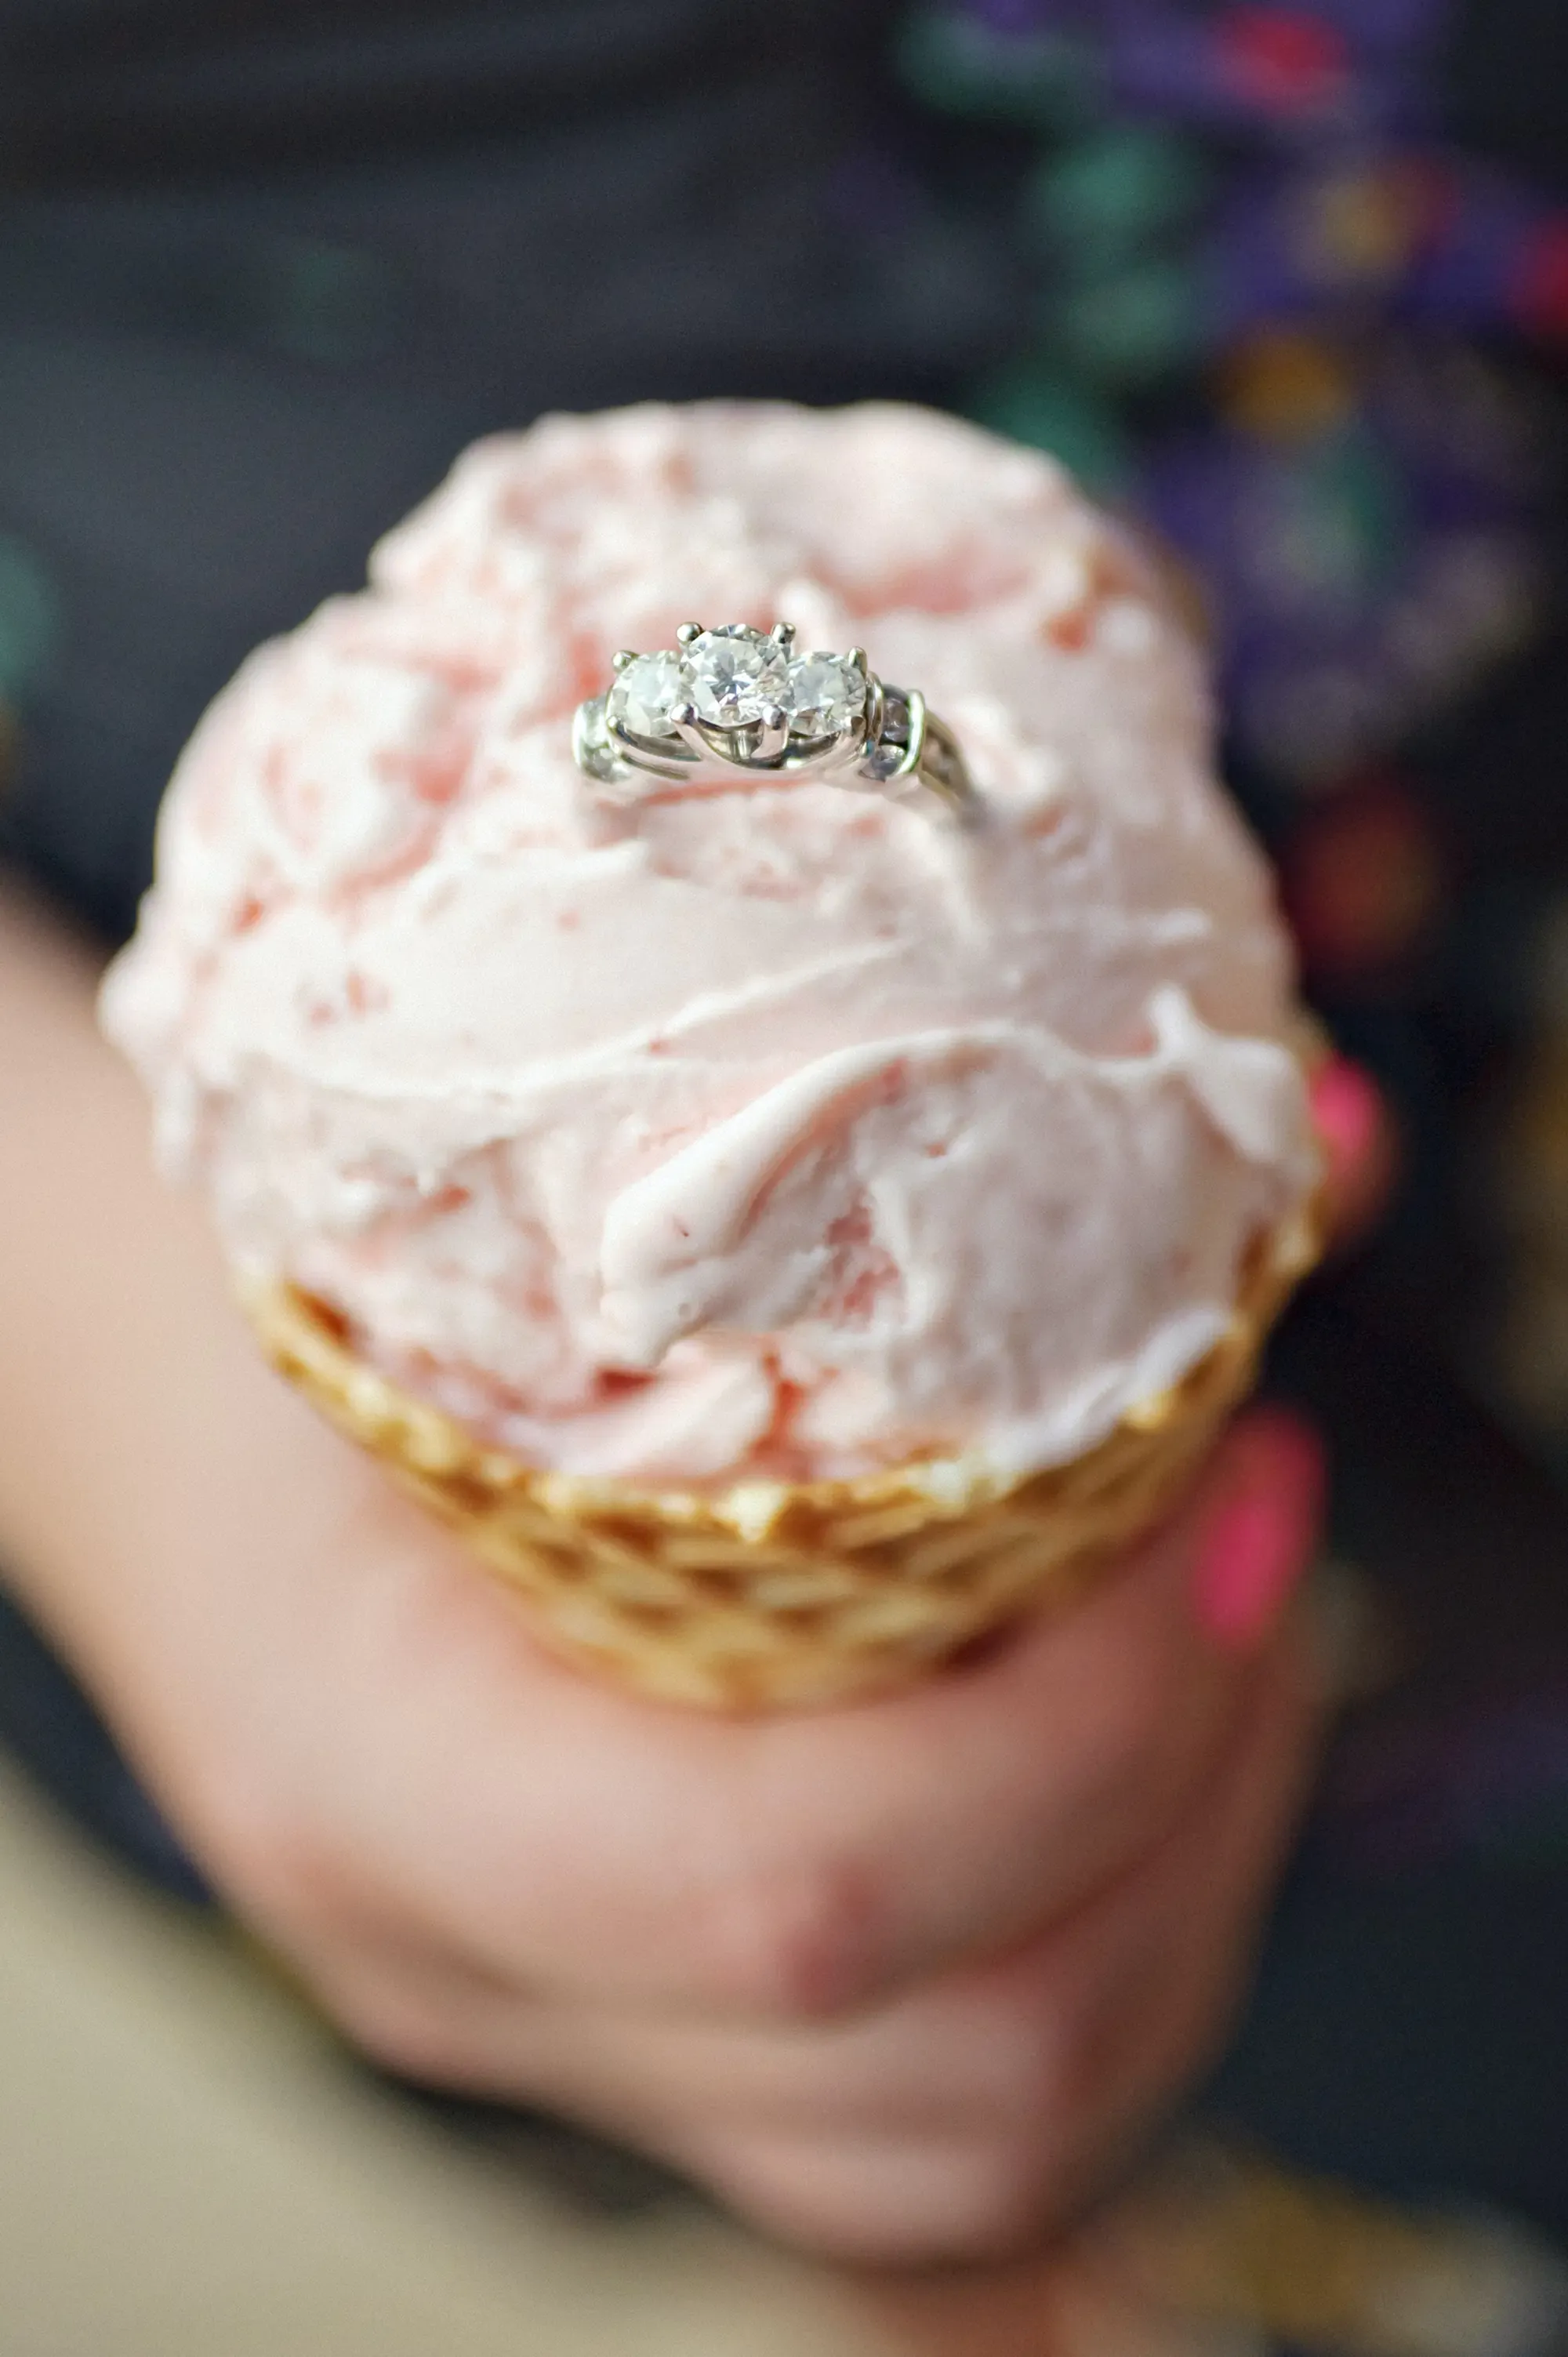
[607,651,688,739]
[784,652,866,739]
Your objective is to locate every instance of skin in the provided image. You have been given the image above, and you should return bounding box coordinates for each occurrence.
[0,874,1381,2264]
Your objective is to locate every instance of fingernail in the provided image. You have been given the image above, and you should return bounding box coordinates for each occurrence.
[1310,1056,1381,1194]
[1194,1413,1326,1654]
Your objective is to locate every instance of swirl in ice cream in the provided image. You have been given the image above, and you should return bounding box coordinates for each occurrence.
[102,402,1319,1487]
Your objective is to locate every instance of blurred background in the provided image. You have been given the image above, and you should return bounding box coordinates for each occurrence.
[2,2,1568,2349]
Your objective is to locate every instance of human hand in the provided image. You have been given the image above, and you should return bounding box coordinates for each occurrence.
[0,924,1381,2264]
[145,1388,1326,2268]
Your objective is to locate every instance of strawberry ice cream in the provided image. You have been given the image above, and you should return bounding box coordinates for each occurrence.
[102,401,1319,1489]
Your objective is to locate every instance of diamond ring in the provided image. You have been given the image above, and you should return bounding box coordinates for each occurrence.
[572,622,975,819]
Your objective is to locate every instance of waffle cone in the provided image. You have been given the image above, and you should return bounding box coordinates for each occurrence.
[237,1190,1321,1712]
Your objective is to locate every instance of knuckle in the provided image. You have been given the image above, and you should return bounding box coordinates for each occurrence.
[189,1766,360,1943]
[706,2146,883,2259]
[943,2136,1071,2253]
[947,1986,1084,2159]
[707,2131,1068,2265]
[325,1975,478,2088]
[989,2009,1076,2134]
[691,1854,891,2020]
[937,1949,1100,2153]
[188,1773,317,1913]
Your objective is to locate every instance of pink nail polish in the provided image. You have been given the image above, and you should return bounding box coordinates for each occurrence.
[1310,1056,1381,1189]
[1194,1418,1325,1654]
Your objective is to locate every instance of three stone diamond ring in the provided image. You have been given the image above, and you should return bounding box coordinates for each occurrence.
[572,622,976,819]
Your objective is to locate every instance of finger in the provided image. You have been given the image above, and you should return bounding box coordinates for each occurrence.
[259,1406,1322,2021]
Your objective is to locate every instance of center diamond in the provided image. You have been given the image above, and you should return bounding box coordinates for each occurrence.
[684,626,789,728]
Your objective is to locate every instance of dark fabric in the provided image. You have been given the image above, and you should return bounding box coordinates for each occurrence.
[1214,1287,1568,2235]
[0,1,887,183]
[0,0,1010,942]
[0,1585,207,1901]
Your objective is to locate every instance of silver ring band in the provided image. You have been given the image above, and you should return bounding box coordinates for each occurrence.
[572,622,976,820]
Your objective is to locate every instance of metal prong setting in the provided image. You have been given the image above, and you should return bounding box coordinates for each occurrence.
[574,621,976,820]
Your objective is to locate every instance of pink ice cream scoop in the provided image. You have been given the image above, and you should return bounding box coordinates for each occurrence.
[102,401,1319,1495]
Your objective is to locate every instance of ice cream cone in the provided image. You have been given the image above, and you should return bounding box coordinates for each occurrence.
[237,1191,1321,1712]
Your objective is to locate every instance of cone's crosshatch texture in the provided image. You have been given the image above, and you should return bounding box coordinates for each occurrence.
[239,1186,1320,1711]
